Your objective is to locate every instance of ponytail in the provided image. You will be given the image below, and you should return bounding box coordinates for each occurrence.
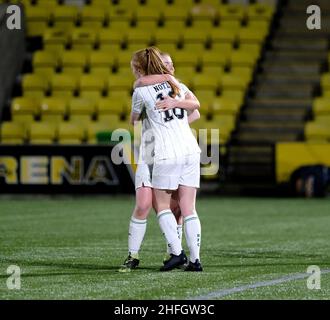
[132,46,180,97]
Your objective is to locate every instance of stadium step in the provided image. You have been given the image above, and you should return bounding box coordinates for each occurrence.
[226,0,328,187]
[238,122,304,134]
[234,131,299,143]
[264,51,328,62]
[248,98,312,109]
[271,38,328,51]
[244,113,306,122]
[256,74,320,85]
[261,62,321,76]
[226,163,275,182]
[254,84,314,99]
[228,145,273,164]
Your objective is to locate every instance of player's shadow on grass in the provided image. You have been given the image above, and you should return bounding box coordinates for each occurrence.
[0,257,159,274]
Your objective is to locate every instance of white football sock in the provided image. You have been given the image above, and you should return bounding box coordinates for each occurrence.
[128,216,147,256]
[166,223,183,254]
[184,212,201,263]
[157,210,182,256]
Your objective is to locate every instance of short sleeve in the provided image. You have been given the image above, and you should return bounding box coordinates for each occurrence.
[132,89,144,114]
[180,83,192,96]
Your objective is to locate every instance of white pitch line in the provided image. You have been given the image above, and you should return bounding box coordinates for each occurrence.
[191,269,330,300]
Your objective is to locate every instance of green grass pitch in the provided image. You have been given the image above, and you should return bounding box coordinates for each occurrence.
[0,196,329,300]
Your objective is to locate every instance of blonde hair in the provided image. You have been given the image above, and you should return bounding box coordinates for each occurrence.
[132,47,179,97]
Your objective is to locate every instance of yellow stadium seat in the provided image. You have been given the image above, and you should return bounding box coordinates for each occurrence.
[97,114,122,126]
[162,17,187,31]
[220,20,241,30]
[218,4,245,22]
[192,74,220,91]
[153,29,181,45]
[89,0,112,9]
[108,6,134,27]
[42,28,69,54]
[35,0,57,9]
[211,97,242,115]
[86,121,113,144]
[209,28,238,44]
[230,50,258,67]
[157,43,179,56]
[231,66,254,83]
[162,6,189,21]
[57,122,85,144]
[172,50,200,67]
[126,28,153,46]
[59,50,88,75]
[11,97,40,123]
[80,5,106,29]
[25,6,50,37]
[115,51,135,68]
[134,6,161,29]
[28,122,56,144]
[0,122,25,144]
[71,28,97,51]
[51,74,77,97]
[321,73,330,90]
[313,98,330,115]
[238,28,267,44]
[190,118,232,144]
[192,18,217,32]
[201,51,228,67]
[33,50,58,77]
[209,43,233,57]
[212,114,236,129]
[221,73,248,90]
[175,66,196,85]
[305,122,330,141]
[40,97,67,123]
[190,3,218,22]
[22,74,48,98]
[182,43,206,54]
[89,50,115,73]
[182,27,209,44]
[239,43,262,59]
[247,20,271,34]
[53,5,79,31]
[143,0,168,9]
[69,98,96,124]
[202,66,225,79]
[79,74,107,100]
[114,0,141,9]
[247,4,274,22]
[314,115,330,124]
[97,97,128,117]
[221,89,245,105]
[98,28,124,49]
[108,74,134,92]
[108,90,132,102]
[194,89,215,113]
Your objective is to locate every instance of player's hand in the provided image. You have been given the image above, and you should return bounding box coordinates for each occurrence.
[156,96,177,111]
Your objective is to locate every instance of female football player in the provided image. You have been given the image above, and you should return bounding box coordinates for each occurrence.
[119,52,201,272]
[129,47,202,272]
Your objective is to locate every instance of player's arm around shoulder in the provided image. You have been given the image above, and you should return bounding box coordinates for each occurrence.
[155,89,200,112]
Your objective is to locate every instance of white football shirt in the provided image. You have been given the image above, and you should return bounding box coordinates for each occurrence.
[132,81,201,162]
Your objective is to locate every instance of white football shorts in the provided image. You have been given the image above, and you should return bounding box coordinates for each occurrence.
[135,163,153,189]
[152,153,200,190]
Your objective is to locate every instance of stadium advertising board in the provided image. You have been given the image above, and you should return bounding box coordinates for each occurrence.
[0,145,134,194]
